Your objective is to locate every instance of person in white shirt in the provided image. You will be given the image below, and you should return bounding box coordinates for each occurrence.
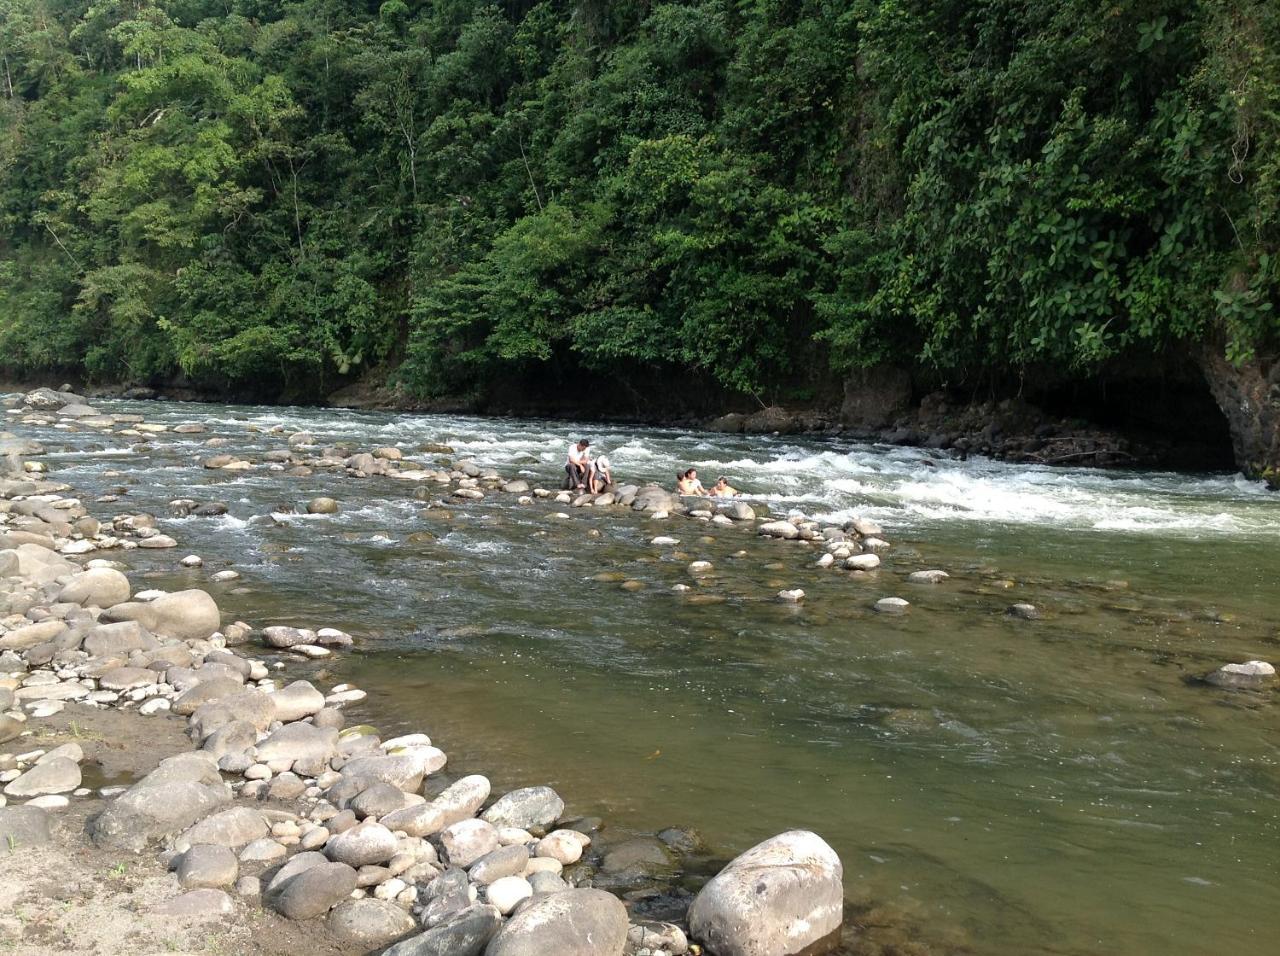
[565,438,591,490]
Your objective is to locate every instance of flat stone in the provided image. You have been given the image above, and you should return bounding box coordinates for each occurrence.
[3,757,80,798]
[151,888,234,920]
[328,898,417,949]
[177,844,239,889]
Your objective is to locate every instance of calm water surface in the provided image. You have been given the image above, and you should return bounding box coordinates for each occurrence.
[11,399,1279,956]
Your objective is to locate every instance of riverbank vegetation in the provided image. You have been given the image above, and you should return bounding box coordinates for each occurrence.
[1,1,1277,406]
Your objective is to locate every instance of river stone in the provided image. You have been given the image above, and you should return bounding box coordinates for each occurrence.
[601,836,674,879]
[178,844,240,889]
[189,688,277,741]
[179,807,269,850]
[469,844,529,884]
[3,756,81,797]
[484,889,628,956]
[273,861,358,920]
[89,753,230,851]
[440,818,500,868]
[0,619,66,651]
[631,486,680,513]
[725,501,756,521]
[1007,602,1040,620]
[388,903,503,956]
[263,850,329,899]
[338,750,443,792]
[480,786,563,831]
[172,677,244,716]
[82,620,157,659]
[907,569,949,584]
[382,774,490,837]
[845,553,881,571]
[687,830,843,956]
[98,665,157,691]
[758,521,799,540]
[325,820,399,867]
[629,920,689,954]
[271,680,325,721]
[535,830,588,865]
[350,780,419,818]
[255,722,339,767]
[486,875,532,915]
[0,714,23,745]
[1205,660,1276,689]
[874,597,910,614]
[262,626,310,648]
[102,589,220,641]
[0,805,52,855]
[58,568,131,607]
[328,898,417,948]
[307,497,340,515]
[240,837,287,862]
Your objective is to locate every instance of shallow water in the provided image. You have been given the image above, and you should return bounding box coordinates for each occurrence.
[11,399,1280,955]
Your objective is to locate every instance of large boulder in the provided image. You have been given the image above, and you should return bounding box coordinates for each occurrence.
[23,387,70,411]
[484,889,628,956]
[89,753,231,852]
[58,568,131,608]
[102,589,220,641]
[687,830,843,956]
[480,786,564,830]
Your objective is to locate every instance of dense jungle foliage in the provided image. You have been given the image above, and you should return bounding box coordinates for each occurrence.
[1,0,1277,402]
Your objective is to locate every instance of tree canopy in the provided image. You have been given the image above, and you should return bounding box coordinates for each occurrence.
[1,0,1276,401]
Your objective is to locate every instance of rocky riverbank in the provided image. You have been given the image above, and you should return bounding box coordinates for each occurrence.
[0,388,855,956]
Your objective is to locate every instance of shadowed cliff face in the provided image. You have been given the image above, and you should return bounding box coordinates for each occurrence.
[1196,343,1280,486]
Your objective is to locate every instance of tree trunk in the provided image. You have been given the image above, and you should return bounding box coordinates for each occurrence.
[1195,340,1280,485]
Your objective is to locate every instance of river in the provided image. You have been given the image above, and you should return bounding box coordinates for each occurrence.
[13,398,1279,956]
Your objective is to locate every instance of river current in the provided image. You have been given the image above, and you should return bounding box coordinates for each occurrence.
[12,398,1279,955]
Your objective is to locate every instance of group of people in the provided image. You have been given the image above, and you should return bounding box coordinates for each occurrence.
[674,468,739,497]
[562,438,741,498]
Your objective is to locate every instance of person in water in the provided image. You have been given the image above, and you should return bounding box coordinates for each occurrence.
[565,438,591,490]
[711,476,740,497]
[675,468,707,496]
[589,454,613,493]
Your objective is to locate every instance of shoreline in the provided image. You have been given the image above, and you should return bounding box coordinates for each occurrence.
[1,388,856,956]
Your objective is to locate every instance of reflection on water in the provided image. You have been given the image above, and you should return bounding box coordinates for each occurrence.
[12,398,1280,956]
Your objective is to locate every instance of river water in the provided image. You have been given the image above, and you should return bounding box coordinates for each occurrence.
[12,399,1279,956]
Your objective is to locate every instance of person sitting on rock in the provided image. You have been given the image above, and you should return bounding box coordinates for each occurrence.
[675,468,707,496]
[711,476,740,497]
[564,438,591,490]
[589,454,613,493]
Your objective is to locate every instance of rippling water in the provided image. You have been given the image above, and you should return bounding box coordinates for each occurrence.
[10,398,1280,956]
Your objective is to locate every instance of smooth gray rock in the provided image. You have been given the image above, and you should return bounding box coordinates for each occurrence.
[101,588,220,641]
[382,773,489,838]
[328,898,417,948]
[0,805,52,855]
[151,888,234,920]
[178,807,269,850]
[201,719,258,760]
[480,786,563,831]
[388,904,503,956]
[687,830,843,956]
[469,844,529,885]
[178,844,240,889]
[254,722,338,767]
[483,889,627,955]
[189,688,276,741]
[263,851,328,899]
[350,780,417,819]
[273,861,358,920]
[324,820,399,867]
[83,620,158,659]
[3,756,80,797]
[440,818,500,868]
[58,568,131,608]
[270,680,326,721]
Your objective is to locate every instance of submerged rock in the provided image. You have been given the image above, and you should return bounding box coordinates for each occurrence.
[1205,660,1276,689]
